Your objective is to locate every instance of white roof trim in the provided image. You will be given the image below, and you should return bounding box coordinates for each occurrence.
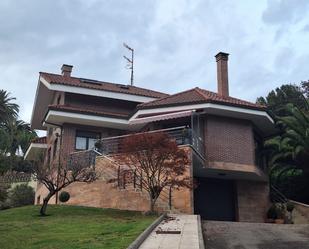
[130,103,274,123]
[40,76,158,103]
[44,110,129,126]
[129,110,194,125]
[24,143,47,160]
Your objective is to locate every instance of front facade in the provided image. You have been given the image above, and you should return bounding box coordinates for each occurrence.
[26,52,276,222]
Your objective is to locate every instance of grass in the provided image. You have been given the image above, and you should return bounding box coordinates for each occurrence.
[0,205,157,249]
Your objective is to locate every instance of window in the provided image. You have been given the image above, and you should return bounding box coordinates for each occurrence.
[75,130,100,150]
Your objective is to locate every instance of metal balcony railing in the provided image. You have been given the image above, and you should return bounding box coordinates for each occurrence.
[67,149,98,170]
[96,126,205,159]
[270,185,288,204]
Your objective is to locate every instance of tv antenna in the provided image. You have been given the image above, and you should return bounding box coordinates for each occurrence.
[123,43,134,86]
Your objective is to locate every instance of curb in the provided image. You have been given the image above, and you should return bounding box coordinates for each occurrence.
[197,215,205,249]
[127,213,167,249]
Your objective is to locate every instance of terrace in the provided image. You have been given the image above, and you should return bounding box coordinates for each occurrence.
[95,126,205,159]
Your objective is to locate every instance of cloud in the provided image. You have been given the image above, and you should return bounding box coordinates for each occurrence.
[262,0,309,25]
[303,24,309,32]
[0,0,309,133]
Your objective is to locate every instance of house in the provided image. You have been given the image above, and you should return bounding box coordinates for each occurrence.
[25,52,276,222]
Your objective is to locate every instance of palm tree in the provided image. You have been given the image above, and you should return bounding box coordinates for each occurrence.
[0,119,37,156]
[0,90,19,124]
[266,102,309,176]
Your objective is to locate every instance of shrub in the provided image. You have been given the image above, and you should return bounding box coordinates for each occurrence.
[267,204,277,219]
[0,184,11,210]
[59,191,70,203]
[0,183,9,202]
[94,140,103,151]
[275,203,285,219]
[8,184,35,207]
[0,200,11,210]
[286,202,295,212]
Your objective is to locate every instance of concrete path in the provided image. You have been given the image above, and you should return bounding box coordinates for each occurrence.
[202,221,309,249]
[139,215,204,249]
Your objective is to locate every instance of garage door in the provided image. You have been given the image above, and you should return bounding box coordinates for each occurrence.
[194,178,236,221]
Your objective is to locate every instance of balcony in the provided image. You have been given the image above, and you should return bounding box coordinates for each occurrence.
[96,126,205,159]
[67,149,98,170]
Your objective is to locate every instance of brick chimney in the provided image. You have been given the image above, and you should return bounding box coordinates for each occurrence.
[215,52,229,97]
[61,64,73,77]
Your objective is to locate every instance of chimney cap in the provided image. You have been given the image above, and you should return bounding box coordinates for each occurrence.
[215,52,229,62]
[61,64,73,77]
[61,64,73,70]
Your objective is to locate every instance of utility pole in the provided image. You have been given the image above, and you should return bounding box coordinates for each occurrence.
[123,43,134,86]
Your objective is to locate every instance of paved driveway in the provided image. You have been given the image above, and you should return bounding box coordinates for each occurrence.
[139,215,203,249]
[202,221,309,249]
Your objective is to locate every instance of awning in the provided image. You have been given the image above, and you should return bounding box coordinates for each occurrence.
[129,110,194,125]
[24,142,47,160]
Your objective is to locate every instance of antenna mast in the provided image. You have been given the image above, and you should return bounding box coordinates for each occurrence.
[123,43,134,86]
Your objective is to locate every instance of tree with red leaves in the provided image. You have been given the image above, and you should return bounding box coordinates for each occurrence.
[117,132,191,213]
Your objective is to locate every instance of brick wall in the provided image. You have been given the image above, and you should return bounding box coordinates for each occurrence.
[65,93,137,116]
[236,180,270,222]
[205,115,255,165]
[62,124,76,158]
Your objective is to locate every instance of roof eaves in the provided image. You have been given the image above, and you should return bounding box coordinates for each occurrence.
[47,105,130,119]
[137,98,267,111]
[137,87,199,108]
[39,72,168,99]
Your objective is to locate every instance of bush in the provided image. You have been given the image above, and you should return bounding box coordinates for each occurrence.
[94,140,103,151]
[0,183,9,202]
[0,184,10,210]
[0,200,11,210]
[59,191,70,203]
[267,204,277,219]
[275,203,285,219]
[286,201,295,212]
[8,184,35,207]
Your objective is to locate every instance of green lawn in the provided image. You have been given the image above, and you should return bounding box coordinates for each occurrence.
[0,205,156,249]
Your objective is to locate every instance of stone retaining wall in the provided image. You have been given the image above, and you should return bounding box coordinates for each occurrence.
[236,180,270,222]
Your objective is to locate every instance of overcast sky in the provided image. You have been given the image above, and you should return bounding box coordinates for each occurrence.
[0,0,309,126]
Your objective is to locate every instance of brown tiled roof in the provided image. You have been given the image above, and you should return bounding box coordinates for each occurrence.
[138,87,266,110]
[32,136,47,144]
[48,105,129,119]
[40,72,168,99]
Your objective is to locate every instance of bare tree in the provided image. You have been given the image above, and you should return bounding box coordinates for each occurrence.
[32,151,97,216]
[114,132,192,213]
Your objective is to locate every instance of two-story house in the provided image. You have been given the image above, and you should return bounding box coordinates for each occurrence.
[25,52,276,222]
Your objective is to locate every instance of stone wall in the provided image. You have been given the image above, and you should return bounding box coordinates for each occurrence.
[236,180,270,222]
[35,178,193,213]
[35,182,57,205]
[35,147,194,214]
[291,200,309,224]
